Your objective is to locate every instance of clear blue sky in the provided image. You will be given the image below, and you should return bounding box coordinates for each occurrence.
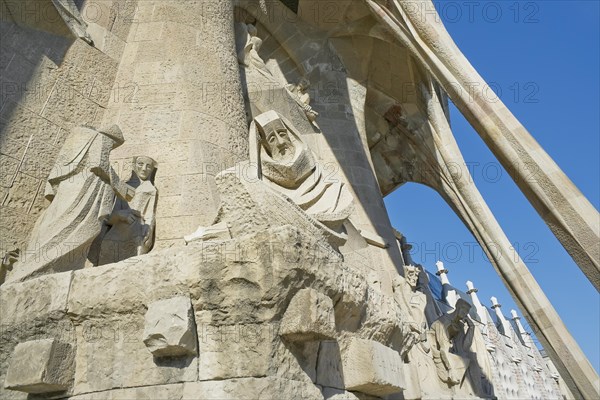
[384,1,600,373]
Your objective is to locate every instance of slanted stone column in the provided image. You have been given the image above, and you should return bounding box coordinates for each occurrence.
[103,0,248,246]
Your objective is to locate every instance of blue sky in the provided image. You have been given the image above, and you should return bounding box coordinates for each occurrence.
[384,1,600,373]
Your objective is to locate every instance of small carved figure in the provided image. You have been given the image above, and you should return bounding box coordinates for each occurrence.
[97,156,158,265]
[0,249,20,285]
[285,78,318,123]
[394,264,443,399]
[237,23,272,78]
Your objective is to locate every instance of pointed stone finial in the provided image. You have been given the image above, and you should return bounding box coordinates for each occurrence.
[435,261,457,307]
[490,296,512,335]
[490,296,501,308]
[435,261,450,285]
[510,309,534,348]
[466,280,478,294]
[465,280,488,324]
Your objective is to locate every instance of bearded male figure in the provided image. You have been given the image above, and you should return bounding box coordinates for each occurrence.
[184,110,354,246]
[250,110,353,231]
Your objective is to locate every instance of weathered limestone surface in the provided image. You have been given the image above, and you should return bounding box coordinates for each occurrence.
[0,1,594,399]
[0,9,126,254]
[341,338,404,397]
[4,339,74,394]
[0,226,408,399]
[142,296,197,357]
[280,288,336,342]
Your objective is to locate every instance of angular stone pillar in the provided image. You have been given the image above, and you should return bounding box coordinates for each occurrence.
[103,0,248,246]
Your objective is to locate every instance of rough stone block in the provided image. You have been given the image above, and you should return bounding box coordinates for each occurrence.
[182,377,324,400]
[317,341,344,389]
[143,296,197,357]
[280,288,336,342]
[197,323,271,381]
[341,338,404,397]
[4,339,74,394]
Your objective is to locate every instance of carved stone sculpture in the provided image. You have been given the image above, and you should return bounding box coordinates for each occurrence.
[396,265,428,357]
[285,78,318,123]
[251,110,353,231]
[0,249,19,285]
[5,125,126,283]
[185,110,354,247]
[96,156,158,266]
[430,298,472,387]
[394,265,444,399]
[236,23,272,78]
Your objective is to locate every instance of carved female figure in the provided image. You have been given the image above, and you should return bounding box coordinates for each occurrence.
[97,156,157,265]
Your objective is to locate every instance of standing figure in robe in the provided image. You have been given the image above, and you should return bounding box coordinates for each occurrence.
[6,125,125,283]
[97,156,157,265]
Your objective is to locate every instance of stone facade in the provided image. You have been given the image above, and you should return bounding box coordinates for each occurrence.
[0,1,596,399]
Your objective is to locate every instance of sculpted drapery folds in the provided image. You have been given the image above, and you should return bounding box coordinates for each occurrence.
[184,110,354,246]
[250,110,354,232]
[96,156,158,266]
[4,125,126,283]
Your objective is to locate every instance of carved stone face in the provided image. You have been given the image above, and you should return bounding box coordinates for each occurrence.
[263,126,295,163]
[297,78,310,92]
[134,156,155,181]
[455,300,471,320]
[404,265,419,288]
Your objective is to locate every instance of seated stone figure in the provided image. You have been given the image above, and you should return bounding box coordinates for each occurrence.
[185,110,354,247]
[96,156,158,266]
[5,125,127,283]
[251,110,353,230]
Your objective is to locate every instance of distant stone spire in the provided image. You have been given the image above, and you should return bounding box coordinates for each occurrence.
[466,280,488,324]
[511,309,535,348]
[435,261,450,285]
[491,296,513,336]
[436,261,457,307]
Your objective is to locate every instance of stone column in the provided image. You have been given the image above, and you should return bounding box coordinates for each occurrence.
[366,0,599,293]
[103,0,248,246]
[362,60,597,398]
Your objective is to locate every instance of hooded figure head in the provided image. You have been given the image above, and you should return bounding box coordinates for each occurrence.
[250,110,316,189]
